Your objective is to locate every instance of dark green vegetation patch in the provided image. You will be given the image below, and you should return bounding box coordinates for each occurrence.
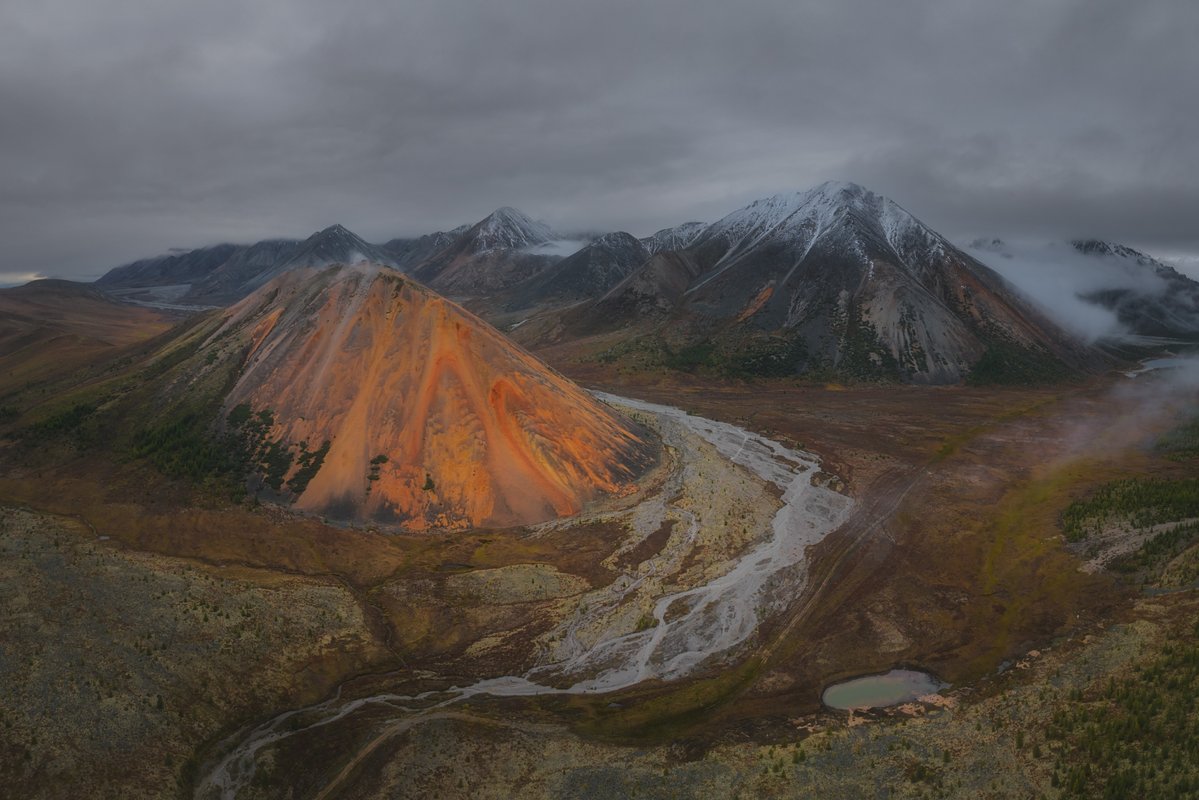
[366,453,389,491]
[132,403,331,501]
[1157,414,1199,461]
[1050,623,1199,799]
[967,340,1072,386]
[1060,478,1199,542]
[1109,521,1199,586]
[23,402,98,442]
[605,333,812,380]
[288,440,331,495]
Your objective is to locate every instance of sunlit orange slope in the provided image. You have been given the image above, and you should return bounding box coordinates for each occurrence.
[210,263,655,529]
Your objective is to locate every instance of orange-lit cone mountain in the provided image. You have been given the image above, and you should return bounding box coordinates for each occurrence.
[210,263,655,530]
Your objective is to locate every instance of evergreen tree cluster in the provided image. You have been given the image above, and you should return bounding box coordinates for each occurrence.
[1060,478,1199,542]
[1050,626,1199,799]
[131,403,329,500]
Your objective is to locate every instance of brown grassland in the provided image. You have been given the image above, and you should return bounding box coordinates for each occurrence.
[2,301,1198,798]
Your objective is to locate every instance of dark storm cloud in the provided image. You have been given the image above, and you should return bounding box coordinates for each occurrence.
[2,0,1196,281]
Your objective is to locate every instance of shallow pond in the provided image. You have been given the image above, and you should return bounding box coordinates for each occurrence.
[822,669,945,710]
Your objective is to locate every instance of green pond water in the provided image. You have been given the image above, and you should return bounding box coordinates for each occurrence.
[822,669,945,709]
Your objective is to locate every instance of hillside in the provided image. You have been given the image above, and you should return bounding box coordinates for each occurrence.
[381,224,472,271]
[0,279,174,396]
[543,182,1101,384]
[134,263,656,529]
[498,232,651,311]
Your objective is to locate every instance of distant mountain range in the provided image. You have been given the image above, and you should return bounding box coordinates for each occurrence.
[97,225,397,306]
[524,182,1104,383]
[95,207,583,306]
[89,181,1199,383]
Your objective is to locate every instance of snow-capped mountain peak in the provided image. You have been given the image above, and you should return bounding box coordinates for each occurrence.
[469,207,556,252]
[699,181,934,251]
[685,181,947,294]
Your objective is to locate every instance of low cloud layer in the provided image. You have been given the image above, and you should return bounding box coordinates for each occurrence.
[2,0,1197,280]
[521,240,590,258]
[966,241,1169,342]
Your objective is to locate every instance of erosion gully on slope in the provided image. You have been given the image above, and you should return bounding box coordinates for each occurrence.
[195,394,852,800]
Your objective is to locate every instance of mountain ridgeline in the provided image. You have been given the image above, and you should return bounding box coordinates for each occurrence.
[96,208,581,306]
[90,181,1197,384]
[97,224,398,306]
[532,182,1106,383]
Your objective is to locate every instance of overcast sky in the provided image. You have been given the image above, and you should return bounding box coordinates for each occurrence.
[2,0,1196,283]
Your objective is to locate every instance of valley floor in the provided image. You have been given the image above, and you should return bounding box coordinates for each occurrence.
[290,590,1195,800]
[2,366,1198,798]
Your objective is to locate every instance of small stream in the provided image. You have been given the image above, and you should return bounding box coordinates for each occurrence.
[196,394,852,799]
